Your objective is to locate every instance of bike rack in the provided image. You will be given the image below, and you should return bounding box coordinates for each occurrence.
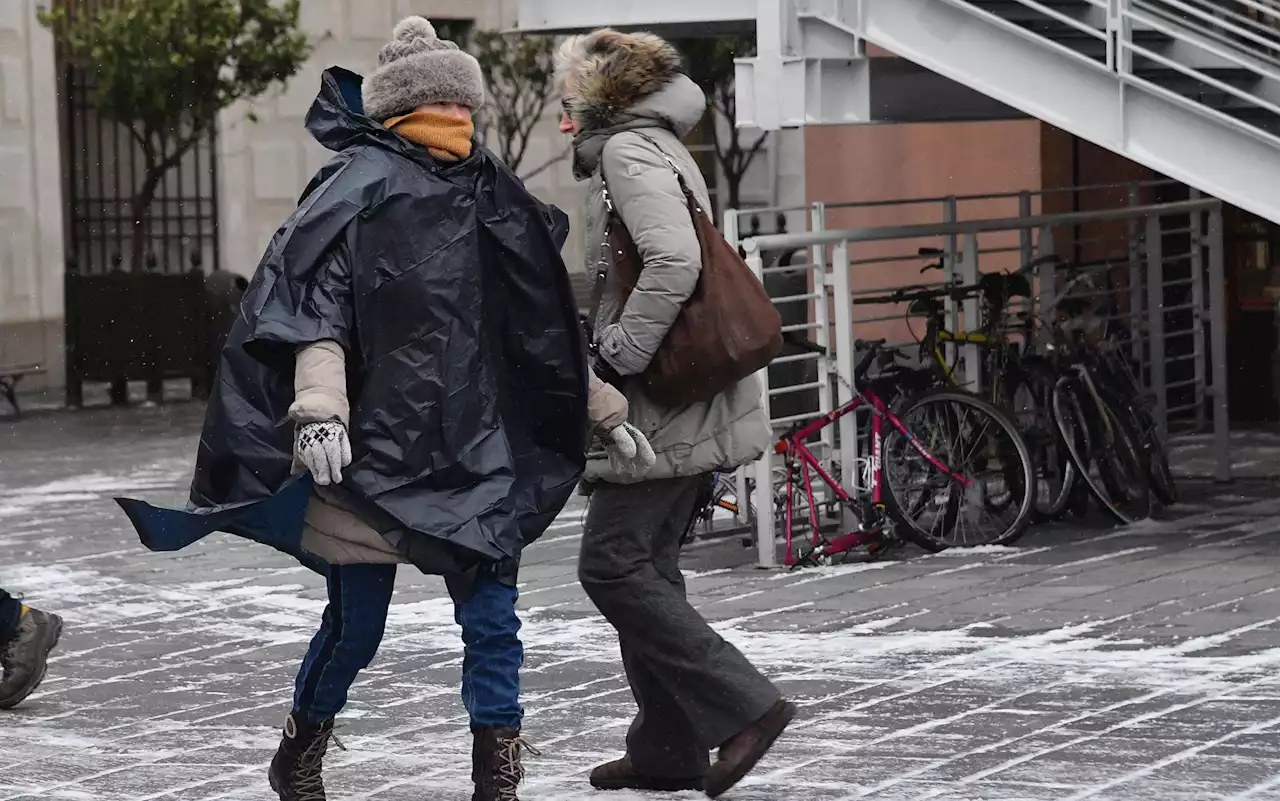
[732,188,1229,568]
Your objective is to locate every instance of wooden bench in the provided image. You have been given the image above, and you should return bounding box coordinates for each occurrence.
[0,363,44,418]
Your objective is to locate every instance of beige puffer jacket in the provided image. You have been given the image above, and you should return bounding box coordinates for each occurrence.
[291,340,406,565]
[577,74,770,485]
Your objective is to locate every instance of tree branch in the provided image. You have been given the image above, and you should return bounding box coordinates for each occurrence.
[737,131,770,178]
[518,145,571,182]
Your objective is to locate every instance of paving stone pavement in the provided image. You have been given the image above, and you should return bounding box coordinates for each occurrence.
[4,405,1280,800]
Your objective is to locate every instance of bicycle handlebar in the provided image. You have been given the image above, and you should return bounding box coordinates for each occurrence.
[782,331,828,355]
[781,333,902,383]
[852,283,983,308]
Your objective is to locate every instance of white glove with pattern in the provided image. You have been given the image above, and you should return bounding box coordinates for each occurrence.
[295,421,352,486]
[588,370,657,470]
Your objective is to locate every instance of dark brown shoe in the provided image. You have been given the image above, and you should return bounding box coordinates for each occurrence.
[589,756,704,791]
[703,700,797,799]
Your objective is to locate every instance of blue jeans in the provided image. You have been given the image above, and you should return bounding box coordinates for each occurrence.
[292,564,524,729]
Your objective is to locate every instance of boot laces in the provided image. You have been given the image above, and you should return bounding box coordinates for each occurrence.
[494,735,540,801]
[292,726,342,801]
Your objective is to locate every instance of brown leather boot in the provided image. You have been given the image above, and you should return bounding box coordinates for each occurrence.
[703,700,798,799]
[472,727,539,801]
[589,756,704,791]
[267,712,340,801]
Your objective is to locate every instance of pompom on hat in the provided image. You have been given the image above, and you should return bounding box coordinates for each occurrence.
[362,17,485,121]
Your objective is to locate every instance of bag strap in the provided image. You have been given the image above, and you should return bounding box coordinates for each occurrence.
[586,181,614,343]
[588,132,695,334]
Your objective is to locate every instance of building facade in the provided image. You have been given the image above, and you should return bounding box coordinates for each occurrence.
[0,1,64,391]
[0,0,789,396]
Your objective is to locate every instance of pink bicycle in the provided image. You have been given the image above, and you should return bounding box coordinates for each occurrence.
[777,338,1035,567]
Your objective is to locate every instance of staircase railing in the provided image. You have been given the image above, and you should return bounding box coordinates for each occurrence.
[1139,0,1280,67]
[1126,1,1280,125]
[945,0,1280,143]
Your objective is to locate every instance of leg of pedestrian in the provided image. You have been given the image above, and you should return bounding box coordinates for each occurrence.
[586,637,707,791]
[579,478,796,797]
[593,491,712,791]
[269,563,396,801]
[0,585,64,711]
[454,573,538,801]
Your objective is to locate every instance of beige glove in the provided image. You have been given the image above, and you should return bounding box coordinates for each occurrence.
[588,370,657,469]
[290,340,353,484]
[588,369,629,431]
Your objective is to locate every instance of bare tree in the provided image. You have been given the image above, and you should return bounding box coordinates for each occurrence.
[40,0,311,271]
[676,37,769,211]
[437,24,564,180]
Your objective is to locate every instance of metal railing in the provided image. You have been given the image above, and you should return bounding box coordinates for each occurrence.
[945,0,1280,145]
[728,191,1228,568]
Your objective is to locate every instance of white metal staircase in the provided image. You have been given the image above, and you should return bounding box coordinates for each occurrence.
[517,0,1280,224]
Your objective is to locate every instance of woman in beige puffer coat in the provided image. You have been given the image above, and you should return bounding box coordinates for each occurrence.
[557,28,796,800]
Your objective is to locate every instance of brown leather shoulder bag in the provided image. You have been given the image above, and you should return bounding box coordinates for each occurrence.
[589,133,782,407]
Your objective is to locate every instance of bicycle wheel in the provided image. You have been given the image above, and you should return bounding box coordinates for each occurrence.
[1099,348,1177,506]
[1126,403,1177,505]
[1005,358,1076,520]
[882,390,1036,550]
[1096,399,1154,520]
[1052,379,1152,524]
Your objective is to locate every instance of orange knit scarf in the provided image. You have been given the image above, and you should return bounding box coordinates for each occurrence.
[384,110,474,161]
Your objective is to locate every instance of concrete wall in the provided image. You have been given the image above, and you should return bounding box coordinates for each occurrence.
[0,0,64,391]
[217,0,588,279]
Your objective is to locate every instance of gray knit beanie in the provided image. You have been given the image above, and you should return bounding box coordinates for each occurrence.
[362,17,485,122]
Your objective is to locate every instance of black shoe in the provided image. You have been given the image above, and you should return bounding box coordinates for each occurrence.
[268,712,340,801]
[472,726,539,801]
[0,605,64,710]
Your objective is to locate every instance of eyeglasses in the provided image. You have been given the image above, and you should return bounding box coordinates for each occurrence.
[560,96,574,116]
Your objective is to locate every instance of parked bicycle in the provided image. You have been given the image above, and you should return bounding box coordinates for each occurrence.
[851,253,1078,522]
[688,247,1176,565]
[773,336,1034,567]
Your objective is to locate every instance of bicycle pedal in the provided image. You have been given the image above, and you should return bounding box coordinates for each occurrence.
[866,540,900,560]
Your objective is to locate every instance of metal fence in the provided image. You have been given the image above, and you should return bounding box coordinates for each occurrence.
[56,0,221,276]
[62,67,222,276]
[724,187,1228,567]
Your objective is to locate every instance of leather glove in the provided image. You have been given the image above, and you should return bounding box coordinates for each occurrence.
[592,354,626,390]
[588,370,657,470]
[295,421,352,486]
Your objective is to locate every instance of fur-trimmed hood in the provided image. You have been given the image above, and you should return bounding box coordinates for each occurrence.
[569,74,707,180]
[565,29,685,131]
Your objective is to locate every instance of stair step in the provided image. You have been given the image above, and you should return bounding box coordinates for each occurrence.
[1018,27,1174,61]
[1130,63,1267,115]
[1220,105,1280,135]
[1134,65,1263,94]
[962,0,1174,60]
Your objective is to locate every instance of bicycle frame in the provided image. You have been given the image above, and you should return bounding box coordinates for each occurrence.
[779,384,973,566]
[1059,355,1119,445]
[932,328,1000,391]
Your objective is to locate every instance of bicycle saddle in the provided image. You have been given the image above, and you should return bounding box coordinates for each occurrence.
[979,272,1032,304]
